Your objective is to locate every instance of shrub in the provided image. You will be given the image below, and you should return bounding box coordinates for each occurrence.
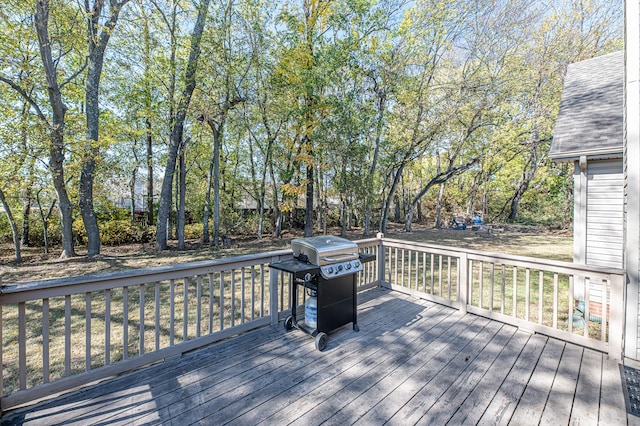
[184,223,203,240]
[100,220,154,245]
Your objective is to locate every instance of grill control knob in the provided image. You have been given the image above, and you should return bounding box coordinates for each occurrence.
[327,266,334,274]
[346,263,352,270]
[338,265,343,272]
[354,261,361,268]
[304,273,312,282]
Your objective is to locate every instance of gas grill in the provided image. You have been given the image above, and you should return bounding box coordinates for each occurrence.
[269,236,375,351]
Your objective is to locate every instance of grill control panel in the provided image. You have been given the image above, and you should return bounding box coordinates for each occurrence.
[320,259,363,280]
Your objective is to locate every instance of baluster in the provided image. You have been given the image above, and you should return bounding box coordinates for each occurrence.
[139,284,145,355]
[105,290,111,364]
[65,294,72,373]
[251,266,256,321]
[19,302,26,388]
[43,298,50,381]
[197,276,202,337]
[394,248,398,287]
[468,260,474,304]
[183,278,188,341]
[512,267,517,317]
[568,276,574,333]
[231,270,236,327]
[447,257,452,301]
[415,251,420,291]
[220,272,225,331]
[430,253,435,295]
[500,265,506,314]
[538,271,544,325]
[169,280,175,346]
[422,252,427,293]
[601,279,609,343]
[407,250,412,289]
[478,261,483,309]
[260,265,265,318]
[489,263,494,311]
[553,273,559,329]
[123,287,129,360]
[438,255,443,297]
[154,283,160,351]
[525,269,530,321]
[85,292,92,370]
[401,249,405,287]
[241,267,246,324]
[208,273,214,333]
[584,277,591,338]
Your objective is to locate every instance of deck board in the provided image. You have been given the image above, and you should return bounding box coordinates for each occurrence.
[0,287,629,426]
[509,337,565,424]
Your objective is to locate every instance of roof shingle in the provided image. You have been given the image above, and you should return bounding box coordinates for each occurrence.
[550,51,623,161]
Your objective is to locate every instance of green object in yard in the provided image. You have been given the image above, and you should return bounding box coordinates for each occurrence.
[569,312,585,328]
[575,299,603,323]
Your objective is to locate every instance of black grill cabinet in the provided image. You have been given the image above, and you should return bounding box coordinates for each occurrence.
[269,236,375,351]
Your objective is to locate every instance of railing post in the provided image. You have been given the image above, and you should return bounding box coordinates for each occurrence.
[377,233,386,287]
[458,252,468,315]
[270,256,280,326]
[609,273,625,361]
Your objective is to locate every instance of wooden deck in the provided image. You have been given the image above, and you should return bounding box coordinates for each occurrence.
[1,287,631,425]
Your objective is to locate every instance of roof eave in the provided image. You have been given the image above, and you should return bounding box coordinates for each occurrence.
[550,147,623,163]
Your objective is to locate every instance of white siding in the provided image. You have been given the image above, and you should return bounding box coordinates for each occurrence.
[574,160,624,307]
[586,160,624,269]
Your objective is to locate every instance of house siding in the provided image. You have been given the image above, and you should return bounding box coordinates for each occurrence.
[586,160,624,269]
[572,159,623,313]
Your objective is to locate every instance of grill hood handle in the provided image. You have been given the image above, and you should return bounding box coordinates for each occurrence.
[321,253,358,263]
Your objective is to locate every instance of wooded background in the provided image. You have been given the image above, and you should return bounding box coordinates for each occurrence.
[0,0,623,261]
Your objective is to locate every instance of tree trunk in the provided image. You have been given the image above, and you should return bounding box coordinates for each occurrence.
[203,154,213,244]
[0,188,21,262]
[212,125,222,246]
[304,161,314,237]
[507,144,540,222]
[142,13,154,227]
[34,0,75,258]
[80,0,131,257]
[269,162,282,238]
[36,191,55,254]
[380,163,405,235]
[130,166,137,223]
[21,188,32,246]
[156,0,211,251]
[363,75,386,237]
[435,183,445,228]
[177,147,186,249]
[145,118,154,226]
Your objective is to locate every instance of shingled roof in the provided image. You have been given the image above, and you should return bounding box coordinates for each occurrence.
[549,51,623,161]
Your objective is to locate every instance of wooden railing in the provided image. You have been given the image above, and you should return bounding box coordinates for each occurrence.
[380,238,626,361]
[0,235,625,412]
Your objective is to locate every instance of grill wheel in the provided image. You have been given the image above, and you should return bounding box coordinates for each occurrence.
[315,332,328,351]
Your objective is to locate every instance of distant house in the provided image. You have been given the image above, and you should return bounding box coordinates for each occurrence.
[550,51,624,318]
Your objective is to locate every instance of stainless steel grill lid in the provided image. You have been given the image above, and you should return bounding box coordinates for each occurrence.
[291,236,359,266]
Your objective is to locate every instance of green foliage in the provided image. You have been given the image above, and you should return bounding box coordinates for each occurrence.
[0,0,624,253]
[99,221,154,246]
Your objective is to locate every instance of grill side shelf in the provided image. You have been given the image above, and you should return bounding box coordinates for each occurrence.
[268,259,320,279]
